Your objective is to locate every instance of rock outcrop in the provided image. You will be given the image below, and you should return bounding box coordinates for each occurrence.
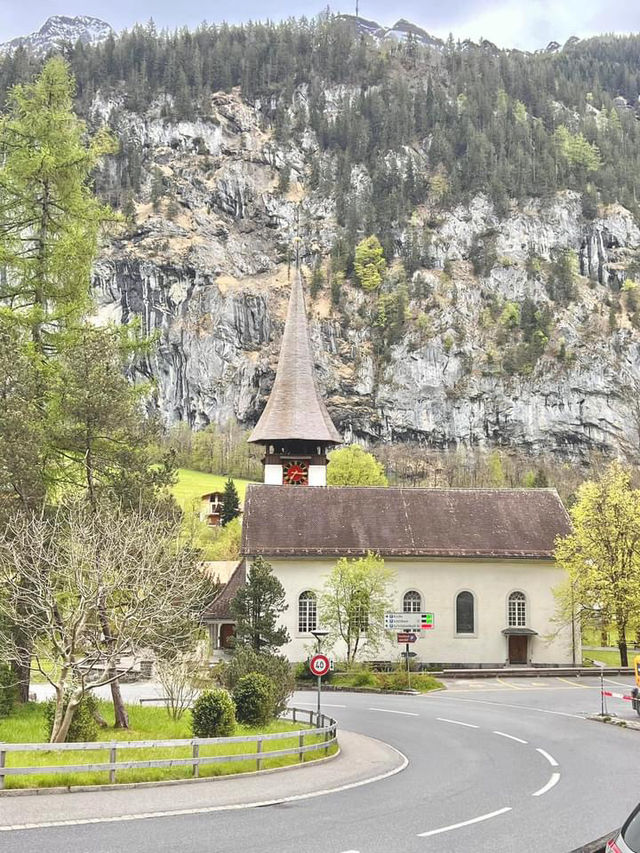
[92,89,640,462]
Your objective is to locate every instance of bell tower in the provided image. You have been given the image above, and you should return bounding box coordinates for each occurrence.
[248,271,341,486]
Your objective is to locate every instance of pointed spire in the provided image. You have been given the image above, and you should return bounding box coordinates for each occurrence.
[249,272,341,445]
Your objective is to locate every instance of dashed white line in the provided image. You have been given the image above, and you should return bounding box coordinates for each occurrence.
[436,717,479,729]
[532,772,561,797]
[417,806,512,837]
[369,707,419,717]
[536,748,559,767]
[427,694,584,719]
[492,731,528,744]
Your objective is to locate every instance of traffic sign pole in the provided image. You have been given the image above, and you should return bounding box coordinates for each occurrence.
[406,643,411,688]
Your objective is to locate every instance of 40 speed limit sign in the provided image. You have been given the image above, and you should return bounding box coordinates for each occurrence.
[309,653,330,677]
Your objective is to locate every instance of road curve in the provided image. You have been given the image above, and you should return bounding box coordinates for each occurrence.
[1,676,638,853]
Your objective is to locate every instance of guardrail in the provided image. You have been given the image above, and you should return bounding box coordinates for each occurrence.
[0,708,337,789]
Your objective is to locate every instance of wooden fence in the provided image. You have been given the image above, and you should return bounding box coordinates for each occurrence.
[0,708,337,789]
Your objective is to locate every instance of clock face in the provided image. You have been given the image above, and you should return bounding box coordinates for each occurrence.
[283,460,309,485]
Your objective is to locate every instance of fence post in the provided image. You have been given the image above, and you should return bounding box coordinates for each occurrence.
[324,719,329,756]
[193,742,200,778]
[109,744,117,784]
[299,732,304,763]
[0,745,5,789]
[256,737,262,771]
[292,708,296,724]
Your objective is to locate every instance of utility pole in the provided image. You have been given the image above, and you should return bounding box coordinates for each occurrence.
[355,0,359,17]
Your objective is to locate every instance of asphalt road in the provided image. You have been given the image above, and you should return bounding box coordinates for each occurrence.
[4,675,640,853]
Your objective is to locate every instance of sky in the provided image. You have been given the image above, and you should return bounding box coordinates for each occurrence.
[0,0,637,51]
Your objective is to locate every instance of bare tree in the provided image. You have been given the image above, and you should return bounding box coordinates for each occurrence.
[155,652,207,721]
[0,502,214,742]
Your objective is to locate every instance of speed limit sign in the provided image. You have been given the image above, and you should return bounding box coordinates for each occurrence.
[309,653,330,677]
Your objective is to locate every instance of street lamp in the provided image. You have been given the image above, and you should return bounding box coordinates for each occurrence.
[310,629,330,717]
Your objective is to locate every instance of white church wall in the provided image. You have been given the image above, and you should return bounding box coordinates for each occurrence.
[265,556,577,666]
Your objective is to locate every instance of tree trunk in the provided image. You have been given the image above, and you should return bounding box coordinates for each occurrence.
[98,603,129,729]
[109,677,129,729]
[618,623,629,667]
[11,653,31,703]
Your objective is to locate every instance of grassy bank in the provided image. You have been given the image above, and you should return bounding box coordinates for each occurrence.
[0,702,335,789]
[171,469,253,512]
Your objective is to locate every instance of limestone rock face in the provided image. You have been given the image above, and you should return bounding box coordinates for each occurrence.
[93,90,640,461]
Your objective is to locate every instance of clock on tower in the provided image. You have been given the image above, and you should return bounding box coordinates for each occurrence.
[283,460,309,485]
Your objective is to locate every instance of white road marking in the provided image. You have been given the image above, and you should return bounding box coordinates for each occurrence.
[492,730,528,744]
[0,743,409,833]
[417,807,512,837]
[604,677,635,689]
[426,694,584,719]
[536,748,559,767]
[369,707,419,717]
[532,772,561,797]
[436,717,479,728]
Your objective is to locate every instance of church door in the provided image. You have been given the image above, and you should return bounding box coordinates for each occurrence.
[508,635,528,664]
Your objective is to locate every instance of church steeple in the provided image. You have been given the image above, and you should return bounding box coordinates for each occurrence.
[249,270,341,486]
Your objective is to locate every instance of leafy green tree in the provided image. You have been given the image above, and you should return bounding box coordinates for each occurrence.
[319,553,395,664]
[555,463,640,667]
[231,556,290,652]
[354,236,387,291]
[327,445,388,486]
[221,477,241,526]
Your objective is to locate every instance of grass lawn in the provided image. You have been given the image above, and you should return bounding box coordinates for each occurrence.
[171,469,253,513]
[583,648,640,667]
[0,702,336,789]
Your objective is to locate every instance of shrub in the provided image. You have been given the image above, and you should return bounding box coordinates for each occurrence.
[216,647,294,717]
[351,668,378,687]
[0,663,16,719]
[233,673,274,726]
[191,688,236,738]
[44,692,99,742]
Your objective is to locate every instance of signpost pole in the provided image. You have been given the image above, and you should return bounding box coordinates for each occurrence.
[317,674,321,718]
[405,642,410,688]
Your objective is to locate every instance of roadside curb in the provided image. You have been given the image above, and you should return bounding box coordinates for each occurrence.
[0,731,407,831]
[587,713,640,732]
[567,831,617,852]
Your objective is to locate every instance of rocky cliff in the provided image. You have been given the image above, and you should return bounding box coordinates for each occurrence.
[92,88,640,461]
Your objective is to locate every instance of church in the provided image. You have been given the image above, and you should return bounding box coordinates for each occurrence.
[204,272,577,668]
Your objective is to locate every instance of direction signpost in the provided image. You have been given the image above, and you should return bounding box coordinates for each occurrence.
[386,612,436,687]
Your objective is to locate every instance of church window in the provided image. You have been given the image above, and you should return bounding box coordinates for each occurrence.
[455,591,475,634]
[508,591,526,627]
[298,590,317,633]
[403,590,422,613]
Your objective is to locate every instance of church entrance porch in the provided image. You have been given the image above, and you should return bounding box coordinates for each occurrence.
[502,627,538,665]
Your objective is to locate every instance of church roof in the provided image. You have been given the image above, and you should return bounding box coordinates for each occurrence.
[201,560,245,621]
[248,271,341,445]
[241,486,571,559]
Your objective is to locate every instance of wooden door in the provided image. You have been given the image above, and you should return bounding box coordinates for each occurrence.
[508,635,527,664]
[220,623,235,649]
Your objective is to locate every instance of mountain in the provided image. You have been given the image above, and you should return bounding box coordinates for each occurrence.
[0,16,113,56]
[338,15,444,49]
[2,17,640,467]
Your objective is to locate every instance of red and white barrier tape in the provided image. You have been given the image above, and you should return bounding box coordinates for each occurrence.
[602,690,634,701]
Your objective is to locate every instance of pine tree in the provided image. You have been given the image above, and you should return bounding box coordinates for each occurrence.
[231,557,290,652]
[221,477,241,526]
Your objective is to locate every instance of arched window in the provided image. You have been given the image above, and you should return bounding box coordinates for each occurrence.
[456,591,475,634]
[508,591,526,627]
[298,591,317,634]
[403,590,422,613]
